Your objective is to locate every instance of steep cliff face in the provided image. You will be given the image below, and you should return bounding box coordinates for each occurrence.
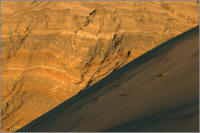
[1,1,199,131]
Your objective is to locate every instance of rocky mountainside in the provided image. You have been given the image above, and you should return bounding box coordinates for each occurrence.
[18,26,199,132]
[1,1,199,131]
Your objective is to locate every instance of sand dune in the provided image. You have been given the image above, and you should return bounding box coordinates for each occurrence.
[18,26,199,132]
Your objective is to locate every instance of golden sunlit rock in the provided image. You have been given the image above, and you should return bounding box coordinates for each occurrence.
[1,1,199,132]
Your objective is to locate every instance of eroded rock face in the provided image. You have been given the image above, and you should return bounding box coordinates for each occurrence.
[1,1,199,131]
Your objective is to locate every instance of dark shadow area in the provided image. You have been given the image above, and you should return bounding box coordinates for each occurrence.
[104,100,199,132]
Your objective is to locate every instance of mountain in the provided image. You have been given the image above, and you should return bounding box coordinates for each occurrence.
[18,26,199,132]
[1,1,199,131]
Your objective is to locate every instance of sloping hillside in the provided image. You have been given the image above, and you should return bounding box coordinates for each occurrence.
[18,26,199,132]
[1,1,199,131]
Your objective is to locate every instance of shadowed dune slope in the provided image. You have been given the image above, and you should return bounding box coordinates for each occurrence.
[18,26,199,132]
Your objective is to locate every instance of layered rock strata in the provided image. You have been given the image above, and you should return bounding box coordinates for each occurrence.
[1,1,199,131]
